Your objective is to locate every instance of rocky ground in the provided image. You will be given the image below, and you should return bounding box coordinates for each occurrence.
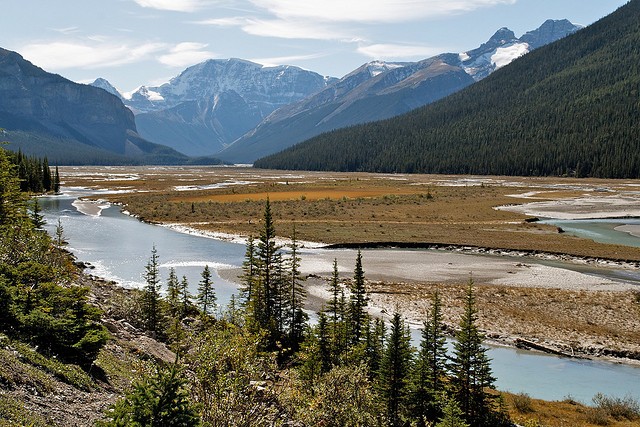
[0,274,175,427]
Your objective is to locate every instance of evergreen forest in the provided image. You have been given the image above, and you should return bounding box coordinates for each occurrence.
[255,0,640,179]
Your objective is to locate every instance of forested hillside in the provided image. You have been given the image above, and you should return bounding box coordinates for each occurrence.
[255,0,640,178]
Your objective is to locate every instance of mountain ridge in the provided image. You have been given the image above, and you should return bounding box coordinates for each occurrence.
[218,19,581,163]
[253,1,640,179]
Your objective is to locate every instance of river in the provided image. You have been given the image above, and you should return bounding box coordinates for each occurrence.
[40,192,640,404]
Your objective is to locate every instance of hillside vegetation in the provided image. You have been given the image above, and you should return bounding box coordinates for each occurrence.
[255,0,640,178]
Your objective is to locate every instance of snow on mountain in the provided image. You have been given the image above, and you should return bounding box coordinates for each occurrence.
[125,58,337,156]
[218,19,582,163]
[90,78,122,99]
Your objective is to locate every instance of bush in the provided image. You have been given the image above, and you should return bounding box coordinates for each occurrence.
[592,393,640,421]
[512,392,534,413]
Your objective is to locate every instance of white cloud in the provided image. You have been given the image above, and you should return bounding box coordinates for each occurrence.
[20,41,167,70]
[250,0,516,23]
[157,42,217,67]
[357,43,443,60]
[196,16,352,40]
[133,0,218,12]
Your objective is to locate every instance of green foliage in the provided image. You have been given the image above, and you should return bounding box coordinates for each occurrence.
[197,265,216,316]
[188,322,283,426]
[410,290,448,422]
[449,280,497,427]
[284,363,380,427]
[436,398,470,427]
[0,146,108,369]
[378,311,414,426]
[255,1,640,179]
[0,393,50,427]
[100,362,200,427]
[349,250,369,345]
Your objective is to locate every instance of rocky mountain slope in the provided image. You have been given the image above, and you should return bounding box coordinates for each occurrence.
[218,19,581,163]
[0,48,189,165]
[114,59,336,156]
[254,1,639,179]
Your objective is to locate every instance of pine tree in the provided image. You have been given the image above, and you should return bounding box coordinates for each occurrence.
[411,290,448,422]
[449,279,496,426]
[102,362,200,427]
[435,398,469,427]
[349,250,369,345]
[179,275,191,318]
[379,311,414,427]
[197,265,216,316]
[249,198,282,345]
[287,226,307,347]
[29,198,46,229]
[53,166,61,194]
[365,317,386,378]
[317,311,332,373]
[143,246,162,337]
[240,236,257,306]
[325,258,345,363]
[166,267,181,319]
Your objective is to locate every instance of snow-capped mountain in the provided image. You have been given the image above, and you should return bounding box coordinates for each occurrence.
[217,19,582,163]
[460,19,581,80]
[115,58,336,156]
[90,78,122,99]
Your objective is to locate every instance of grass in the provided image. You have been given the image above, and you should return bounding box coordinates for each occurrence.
[0,394,50,427]
[505,392,640,427]
[6,340,95,392]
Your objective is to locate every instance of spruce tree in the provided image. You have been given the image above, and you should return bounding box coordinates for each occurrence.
[54,166,61,194]
[412,290,448,422]
[287,226,307,347]
[435,398,469,427]
[102,362,200,427]
[449,279,496,426]
[179,275,191,318]
[379,311,414,427]
[143,246,162,337]
[240,236,257,306]
[349,250,369,345]
[166,267,181,319]
[197,265,216,316]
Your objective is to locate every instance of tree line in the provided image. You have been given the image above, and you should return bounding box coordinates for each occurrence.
[6,149,60,193]
[0,146,108,368]
[255,0,640,179]
[105,199,511,427]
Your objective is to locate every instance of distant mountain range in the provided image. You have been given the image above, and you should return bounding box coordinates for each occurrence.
[0,17,583,166]
[92,19,580,163]
[97,59,336,157]
[254,1,640,179]
[0,48,207,165]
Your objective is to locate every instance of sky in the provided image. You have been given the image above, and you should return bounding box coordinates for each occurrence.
[2,0,629,92]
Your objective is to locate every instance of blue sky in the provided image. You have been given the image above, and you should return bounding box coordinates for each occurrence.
[3,0,628,92]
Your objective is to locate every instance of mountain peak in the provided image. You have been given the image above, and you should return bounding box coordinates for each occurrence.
[90,78,121,98]
[520,19,582,49]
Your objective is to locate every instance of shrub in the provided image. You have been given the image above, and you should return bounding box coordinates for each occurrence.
[592,393,640,421]
[513,392,534,413]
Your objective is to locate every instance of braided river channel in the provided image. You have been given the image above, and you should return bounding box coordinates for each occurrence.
[40,191,640,404]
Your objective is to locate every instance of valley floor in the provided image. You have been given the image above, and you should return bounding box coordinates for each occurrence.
[61,166,640,366]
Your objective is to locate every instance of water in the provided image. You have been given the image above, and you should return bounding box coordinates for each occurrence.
[541,217,640,248]
[41,193,640,404]
[41,195,245,309]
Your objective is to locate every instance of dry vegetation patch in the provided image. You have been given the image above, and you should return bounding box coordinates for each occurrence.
[367,281,640,361]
